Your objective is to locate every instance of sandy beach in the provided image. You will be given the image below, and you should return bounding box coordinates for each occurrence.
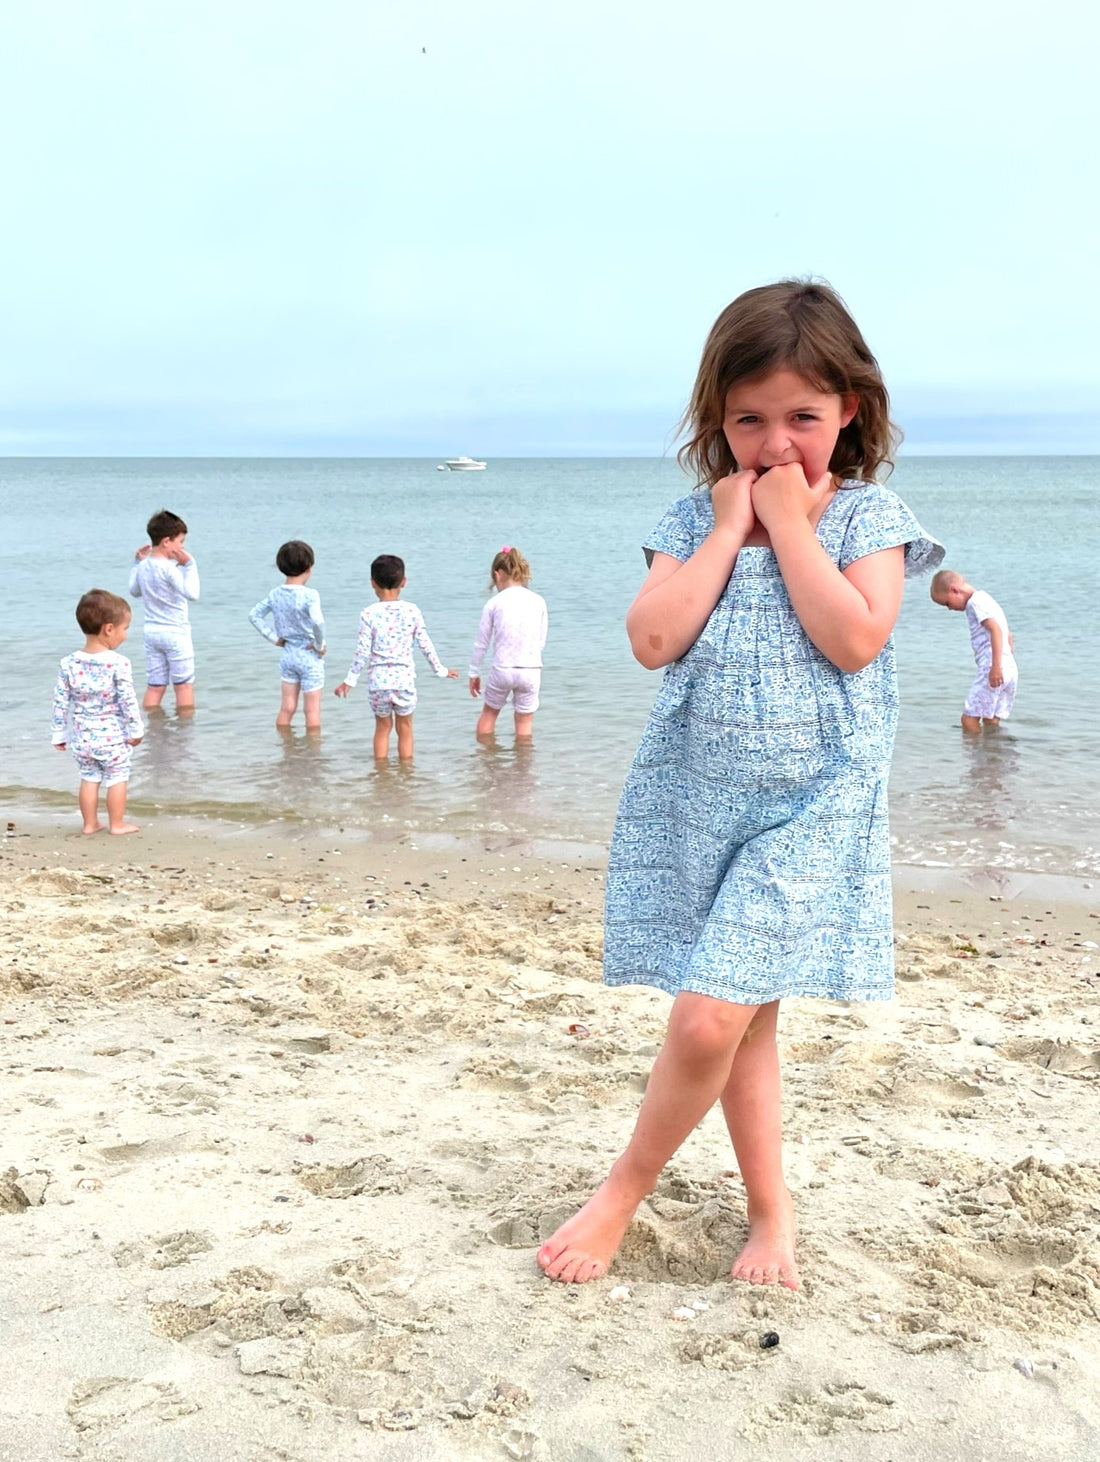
[2,817,1099,1461]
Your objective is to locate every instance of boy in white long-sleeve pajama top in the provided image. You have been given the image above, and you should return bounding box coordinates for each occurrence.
[128,507,199,713]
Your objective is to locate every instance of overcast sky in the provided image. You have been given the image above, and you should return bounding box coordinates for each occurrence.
[1,0,1097,455]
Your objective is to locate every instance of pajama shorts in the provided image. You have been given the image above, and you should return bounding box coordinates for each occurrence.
[144,626,195,685]
[964,671,1018,720]
[368,668,417,718]
[72,746,132,786]
[484,666,541,714]
[280,642,325,692]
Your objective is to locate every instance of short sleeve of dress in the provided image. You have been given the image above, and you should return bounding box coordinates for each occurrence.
[642,493,701,567]
[838,483,945,579]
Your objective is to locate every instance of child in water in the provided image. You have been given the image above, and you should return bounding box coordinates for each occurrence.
[249,540,327,733]
[52,589,144,835]
[129,508,200,713]
[333,554,458,758]
[930,569,1018,733]
[537,280,943,1288]
[468,545,548,740]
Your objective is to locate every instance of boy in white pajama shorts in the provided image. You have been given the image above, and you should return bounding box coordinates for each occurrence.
[129,508,199,713]
[53,588,144,835]
[931,569,1018,733]
[334,553,458,759]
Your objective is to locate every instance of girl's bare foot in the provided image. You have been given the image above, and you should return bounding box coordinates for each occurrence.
[108,822,140,836]
[537,1177,641,1284]
[730,1198,800,1290]
[81,823,103,835]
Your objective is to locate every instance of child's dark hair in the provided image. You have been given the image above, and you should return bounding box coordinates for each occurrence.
[76,588,130,635]
[147,508,187,544]
[678,279,900,487]
[490,545,530,588]
[371,554,405,590]
[276,540,315,576]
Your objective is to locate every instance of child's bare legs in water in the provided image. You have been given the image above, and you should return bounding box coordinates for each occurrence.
[276,683,321,734]
[375,713,414,760]
[536,995,798,1289]
[476,702,534,741]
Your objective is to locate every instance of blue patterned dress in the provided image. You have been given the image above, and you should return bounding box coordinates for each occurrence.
[604,481,943,1005]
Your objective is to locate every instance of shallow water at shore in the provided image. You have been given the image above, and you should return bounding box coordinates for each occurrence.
[4,455,1099,874]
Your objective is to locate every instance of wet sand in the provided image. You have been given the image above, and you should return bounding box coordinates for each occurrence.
[2,818,1099,1461]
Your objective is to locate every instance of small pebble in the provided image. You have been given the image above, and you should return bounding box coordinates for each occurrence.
[608,1286,630,1303]
[1013,1357,1034,1378]
[672,1307,696,1322]
[759,1331,780,1349]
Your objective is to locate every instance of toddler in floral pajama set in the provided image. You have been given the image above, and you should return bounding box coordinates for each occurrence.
[334,553,457,759]
[52,588,144,835]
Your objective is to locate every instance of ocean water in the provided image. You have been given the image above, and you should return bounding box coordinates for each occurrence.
[4,456,1098,876]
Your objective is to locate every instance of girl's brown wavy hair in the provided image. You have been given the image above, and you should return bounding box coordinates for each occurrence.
[677,280,901,488]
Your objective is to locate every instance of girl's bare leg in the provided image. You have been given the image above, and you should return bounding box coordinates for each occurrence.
[476,703,502,740]
[302,689,322,734]
[105,782,139,835]
[537,993,760,1284]
[513,710,535,739]
[143,684,167,710]
[719,1001,799,1289]
[961,713,981,734]
[277,681,300,729]
[173,682,195,714]
[395,713,414,761]
[373,715,393,759]
[78,780,102,834]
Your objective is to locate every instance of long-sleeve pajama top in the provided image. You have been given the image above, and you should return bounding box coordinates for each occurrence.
[342,601,447,687]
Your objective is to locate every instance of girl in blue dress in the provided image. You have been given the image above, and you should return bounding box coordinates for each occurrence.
[538,281,942,1289]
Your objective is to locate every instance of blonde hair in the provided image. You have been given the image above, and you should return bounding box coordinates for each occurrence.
[930,568,966,603]
[678,279,901,488]
[490,545,530,588]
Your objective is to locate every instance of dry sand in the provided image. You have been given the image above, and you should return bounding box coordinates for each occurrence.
[2,818,1099,1461]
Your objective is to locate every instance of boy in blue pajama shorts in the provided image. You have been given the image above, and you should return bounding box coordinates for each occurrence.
[129,508,200,714]
[249,540,327,733]
[52,588,144,835]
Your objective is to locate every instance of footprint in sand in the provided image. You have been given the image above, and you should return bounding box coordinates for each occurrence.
[295,1154,408,1198]
[66,1376,198,1432]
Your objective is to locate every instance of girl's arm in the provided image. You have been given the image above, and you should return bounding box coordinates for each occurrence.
[115,660,145,742]
[342,610,373,686]
[51,668,71,745]
[248,594,281,646]
[755,468,904,672]
[468,601,494,676]
[627,472,756,670]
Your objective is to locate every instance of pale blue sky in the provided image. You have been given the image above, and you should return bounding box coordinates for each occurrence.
[1,0,1097,454]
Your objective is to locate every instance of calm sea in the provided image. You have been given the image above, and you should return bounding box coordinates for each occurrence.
[4,457,1098,877]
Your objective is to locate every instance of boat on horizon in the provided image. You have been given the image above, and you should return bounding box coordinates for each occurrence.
[437,456,487,471]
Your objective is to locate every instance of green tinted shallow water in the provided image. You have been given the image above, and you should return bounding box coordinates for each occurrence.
[4,456,1098,876]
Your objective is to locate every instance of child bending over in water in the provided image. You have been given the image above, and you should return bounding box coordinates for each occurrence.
[537,280,943,1288]
[930,569,1017,733]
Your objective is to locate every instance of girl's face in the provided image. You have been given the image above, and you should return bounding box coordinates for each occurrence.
[723,369,858,484]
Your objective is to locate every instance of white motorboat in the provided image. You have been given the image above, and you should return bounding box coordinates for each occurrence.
[437,456,487,471]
